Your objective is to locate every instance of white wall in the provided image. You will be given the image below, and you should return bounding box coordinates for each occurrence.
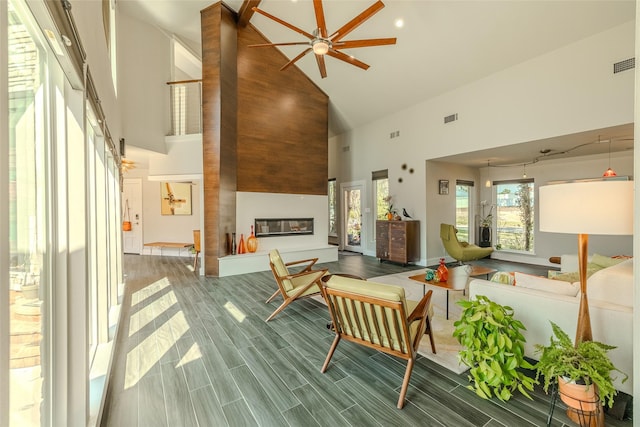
[330,20,635,266]
[71,0,121,141]
[118,12,171,154]
[478,152,634,263]
[124,167,201,254]
[236,192,330,253]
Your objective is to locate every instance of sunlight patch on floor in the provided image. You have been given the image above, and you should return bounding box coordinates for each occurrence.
[176,342,203,368]
[125,307,190,389]
[129,286,177,337]
[224,301,246,323]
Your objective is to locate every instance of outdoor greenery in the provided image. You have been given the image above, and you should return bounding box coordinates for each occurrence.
[515,183,533,251]
[534,322,628,408]
[495,182,534,252]
[453,296,537,402]
[455,184,470,241]
[375,178,390,220]
[328,180,337,236]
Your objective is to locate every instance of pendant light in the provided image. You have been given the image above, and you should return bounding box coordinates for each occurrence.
[522,163,527,178]
[602,137,617,177]
[485,160,491,187]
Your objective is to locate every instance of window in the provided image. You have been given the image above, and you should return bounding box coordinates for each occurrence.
[455,180,474,242]
[372,169,389,220]
[328,179,337,236]
[8,1,51,423]
[495,179,535,252]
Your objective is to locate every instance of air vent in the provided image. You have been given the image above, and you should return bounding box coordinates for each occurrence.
[614,57,635,74]
[444,113,458,124]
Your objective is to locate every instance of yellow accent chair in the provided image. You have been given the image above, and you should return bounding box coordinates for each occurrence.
[266,249,328,322]
[320,275,435,409]
[440,223,493,263]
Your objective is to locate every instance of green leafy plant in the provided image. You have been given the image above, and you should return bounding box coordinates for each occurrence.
[453,295,536,402]
[534,321,628,408]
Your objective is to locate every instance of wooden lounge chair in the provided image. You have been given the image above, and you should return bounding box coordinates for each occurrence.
[320,275,435,408]
[266,249,328,321]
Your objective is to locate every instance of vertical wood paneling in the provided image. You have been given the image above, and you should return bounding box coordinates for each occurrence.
[237,26,329,196]
[201,4,329,276]
[201,3,237,276]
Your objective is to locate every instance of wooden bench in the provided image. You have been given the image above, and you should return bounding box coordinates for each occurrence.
[144,242,193,255]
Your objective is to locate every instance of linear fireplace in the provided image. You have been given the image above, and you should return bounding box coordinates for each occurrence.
[255,218,314,237]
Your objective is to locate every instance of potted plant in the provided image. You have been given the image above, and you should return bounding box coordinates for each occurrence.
[534,321,628,410]
[478,202,493,247]
[453,295,537,402]
[383,195,396,220]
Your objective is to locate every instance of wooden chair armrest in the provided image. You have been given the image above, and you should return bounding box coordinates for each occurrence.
[285,257,318,272]
[407,290,433,323]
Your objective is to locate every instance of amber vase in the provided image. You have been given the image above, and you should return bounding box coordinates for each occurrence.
[437,258,449,282]
[247,225,258,253]
[237,234,246,254]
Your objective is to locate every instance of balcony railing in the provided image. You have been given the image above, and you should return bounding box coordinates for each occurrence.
[167,79,202,136]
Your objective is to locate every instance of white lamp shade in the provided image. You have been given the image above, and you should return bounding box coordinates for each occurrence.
[539,180,633,235]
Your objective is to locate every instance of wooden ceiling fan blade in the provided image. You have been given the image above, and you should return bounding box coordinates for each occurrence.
[330,0,385,43]
[280,48,312,71]
[327,50,370,70]
[334,38,397,49]
[249,41,310,48]
[313,0,328,38]
[252,7,315,40]
[315,54,327,78]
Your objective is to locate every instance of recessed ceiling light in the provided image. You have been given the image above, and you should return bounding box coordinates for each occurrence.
[394,18,404,28]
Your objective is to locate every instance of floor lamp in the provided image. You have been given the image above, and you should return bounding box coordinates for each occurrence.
[539,180,633,345]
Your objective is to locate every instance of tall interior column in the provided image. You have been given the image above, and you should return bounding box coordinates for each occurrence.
[201,3,237,276]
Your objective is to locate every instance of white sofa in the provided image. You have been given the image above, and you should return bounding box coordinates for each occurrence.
[468,257,633,396]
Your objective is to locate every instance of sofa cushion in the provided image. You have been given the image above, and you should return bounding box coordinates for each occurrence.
[490,271,516,285]
[587,259,633,308]
[591,253,627,269]
[514,272,579,296]
[326,275,407,307]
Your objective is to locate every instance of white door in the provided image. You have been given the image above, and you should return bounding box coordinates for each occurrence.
[341,182,365,253]
[122,178,143,254]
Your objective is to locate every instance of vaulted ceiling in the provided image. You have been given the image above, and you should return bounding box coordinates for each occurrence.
[119,0,635,164]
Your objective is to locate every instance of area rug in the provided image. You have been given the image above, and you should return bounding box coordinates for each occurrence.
[368,270,469,375]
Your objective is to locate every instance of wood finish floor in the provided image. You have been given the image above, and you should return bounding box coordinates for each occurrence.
[100,254,632,427]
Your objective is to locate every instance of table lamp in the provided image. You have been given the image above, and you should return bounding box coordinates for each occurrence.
[539,180,633,344]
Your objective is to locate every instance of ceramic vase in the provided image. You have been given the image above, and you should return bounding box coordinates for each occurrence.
[237,234,246,254]
[437,258,449,282]
[247,225,258,253]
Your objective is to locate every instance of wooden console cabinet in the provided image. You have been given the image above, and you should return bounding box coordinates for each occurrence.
[376,220,420,265]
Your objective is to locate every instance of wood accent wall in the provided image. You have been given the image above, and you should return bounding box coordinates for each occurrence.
[201,3,238,276]
[237,26,329,196]
[201,2,329,276]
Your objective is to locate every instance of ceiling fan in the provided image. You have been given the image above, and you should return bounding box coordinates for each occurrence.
[250,0,396,78]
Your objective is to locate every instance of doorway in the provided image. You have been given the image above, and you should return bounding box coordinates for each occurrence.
[122,178,143,254]
[341,181,365,253]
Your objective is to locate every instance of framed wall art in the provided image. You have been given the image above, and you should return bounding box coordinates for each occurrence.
[161,182,192,215]
[438,179,449,195]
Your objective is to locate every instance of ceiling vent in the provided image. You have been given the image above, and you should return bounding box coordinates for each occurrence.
[613,58,635,74]
[444,113,458,124]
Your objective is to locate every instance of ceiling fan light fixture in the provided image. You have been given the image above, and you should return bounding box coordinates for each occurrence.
[312,39,330,55]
